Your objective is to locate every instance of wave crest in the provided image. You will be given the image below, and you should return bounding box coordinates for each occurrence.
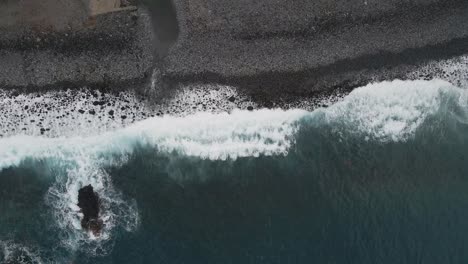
[1,78,467,259]
[320,79,465,142]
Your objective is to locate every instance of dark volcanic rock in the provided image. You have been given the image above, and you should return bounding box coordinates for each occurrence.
[77,185,103,235]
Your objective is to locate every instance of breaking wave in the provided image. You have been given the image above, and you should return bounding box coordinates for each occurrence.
[0,78,467,262]
[0,108,308,260]
[318,79,467,142]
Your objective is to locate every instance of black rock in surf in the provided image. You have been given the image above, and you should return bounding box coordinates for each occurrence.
[77,185,103,235]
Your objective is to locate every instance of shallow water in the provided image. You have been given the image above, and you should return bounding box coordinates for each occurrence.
[1,79,468,263]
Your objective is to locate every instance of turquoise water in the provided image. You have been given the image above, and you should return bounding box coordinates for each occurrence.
[1,80,468,263]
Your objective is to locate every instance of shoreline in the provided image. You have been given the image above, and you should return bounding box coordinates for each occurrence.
[0,0,466,106]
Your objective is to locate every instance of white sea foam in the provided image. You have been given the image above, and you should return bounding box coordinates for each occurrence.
[125,109,307,160]
[45,157,139,256]
[0,89,149,138]
[0,84,252,138]
[0,78,466,258]
[321,79,465,141]
[407,54,468,88]
[0,241,43,264]
[0,109,307,169]
[0,108,307,256]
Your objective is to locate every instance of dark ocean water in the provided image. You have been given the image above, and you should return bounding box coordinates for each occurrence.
[1,79,468,263]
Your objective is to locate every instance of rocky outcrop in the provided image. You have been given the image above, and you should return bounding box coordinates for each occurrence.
[78,185,103,235]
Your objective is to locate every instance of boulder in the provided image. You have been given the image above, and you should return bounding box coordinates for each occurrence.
[77,185,103,235]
